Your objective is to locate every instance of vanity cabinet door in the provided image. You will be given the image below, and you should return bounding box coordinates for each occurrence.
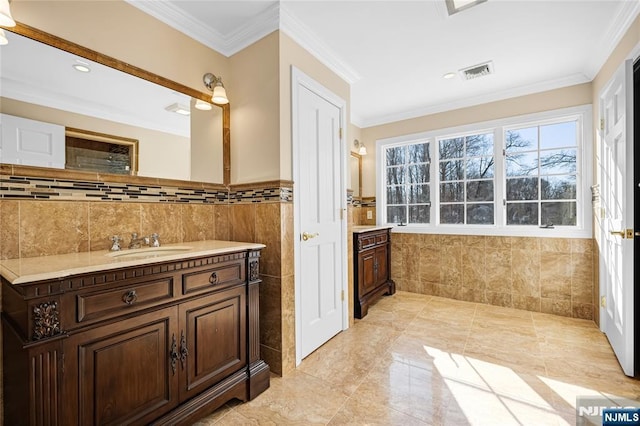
[374,245,389,286]
[360,249,377,295]
[178,284,247,402]
[61,308,180,426]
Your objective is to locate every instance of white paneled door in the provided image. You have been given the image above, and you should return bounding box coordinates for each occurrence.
[292,68,346,362]
[599,59,635,376]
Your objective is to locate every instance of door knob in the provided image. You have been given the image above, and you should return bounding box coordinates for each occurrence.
[610,230,626,238]
[302,232,319,241]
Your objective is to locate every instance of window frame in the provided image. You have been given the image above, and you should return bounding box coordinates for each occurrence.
[375,105,593,238]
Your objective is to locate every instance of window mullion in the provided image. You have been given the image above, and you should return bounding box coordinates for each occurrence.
[494,127,505,227]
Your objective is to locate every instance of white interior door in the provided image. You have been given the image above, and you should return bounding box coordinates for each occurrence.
[599,59,635,377]
[292,68,346,362]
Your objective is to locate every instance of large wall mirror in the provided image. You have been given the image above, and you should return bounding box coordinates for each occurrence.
[0,23,230,186]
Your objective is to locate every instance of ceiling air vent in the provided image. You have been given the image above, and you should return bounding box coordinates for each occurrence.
[460,61,494,80]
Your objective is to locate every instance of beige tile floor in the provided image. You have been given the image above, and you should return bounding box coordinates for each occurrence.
[193,291,640,425]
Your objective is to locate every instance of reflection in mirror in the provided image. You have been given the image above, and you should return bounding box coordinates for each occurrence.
[0,24,227,185]
[350,152,362,198]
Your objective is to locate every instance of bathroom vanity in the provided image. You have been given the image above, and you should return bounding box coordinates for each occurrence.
[0,241,269,425]
[353,226,396,318]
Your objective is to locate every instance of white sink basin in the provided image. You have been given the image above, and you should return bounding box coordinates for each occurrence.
[105,246,193,259]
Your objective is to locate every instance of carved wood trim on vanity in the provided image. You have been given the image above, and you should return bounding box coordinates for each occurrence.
[1,248,270,425]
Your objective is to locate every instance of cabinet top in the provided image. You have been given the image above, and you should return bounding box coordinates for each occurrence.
[352,225,393,234]
[0,240,265,285]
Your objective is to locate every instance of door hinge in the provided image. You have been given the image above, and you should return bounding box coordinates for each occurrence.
[339,127,343,139]
[341,290,345,301]
[502,148,506,156]
[601,296,606,308]
[600,118,605,131]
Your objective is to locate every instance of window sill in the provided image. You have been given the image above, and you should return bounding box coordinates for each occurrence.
[388,224,593,239]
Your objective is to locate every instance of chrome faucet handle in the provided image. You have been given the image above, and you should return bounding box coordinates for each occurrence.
[110,235,122,251]
[151,233,160,247]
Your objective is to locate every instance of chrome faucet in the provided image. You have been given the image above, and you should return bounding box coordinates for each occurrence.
[110,235,122,251]
[128,232,161,249]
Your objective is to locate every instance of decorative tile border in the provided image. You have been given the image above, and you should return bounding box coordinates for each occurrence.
[0,174,294,204]
[361,197,376,207]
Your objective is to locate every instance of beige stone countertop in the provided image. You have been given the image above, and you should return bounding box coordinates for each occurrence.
[352,225,394,234]
[0,240,266,285]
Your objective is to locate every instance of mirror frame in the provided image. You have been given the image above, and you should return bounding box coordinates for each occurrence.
[3,22,231,187]
[350,151,362,198]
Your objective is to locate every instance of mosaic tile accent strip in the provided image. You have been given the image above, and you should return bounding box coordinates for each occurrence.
[228,186,292,204]
[0,174,295,204]
[361,197,376,207]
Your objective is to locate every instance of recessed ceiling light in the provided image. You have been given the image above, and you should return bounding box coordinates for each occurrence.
[194,99,212,111]
[72,60,91,73]
[165,103,190,116]
[443,72,457,79]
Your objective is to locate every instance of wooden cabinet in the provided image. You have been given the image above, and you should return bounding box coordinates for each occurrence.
[2,248,269,426]
[353,227,396,318]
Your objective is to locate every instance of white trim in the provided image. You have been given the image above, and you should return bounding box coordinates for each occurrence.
[357,73,589,128]
[292,66,348,367]
[376,105,593,239]
[125,0,279,57]
[280,5,361,85]
[584,0,640,80]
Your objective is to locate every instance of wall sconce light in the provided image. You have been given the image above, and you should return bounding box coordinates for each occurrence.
[0,0,16,27]
[203,72,229,105]
[0,0,16,46]
[354,139,367,155]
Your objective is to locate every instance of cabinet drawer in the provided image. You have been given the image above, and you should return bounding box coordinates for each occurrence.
[358,235,377,250]
[77,276,174,323]
[375,233,388,244]
[182,260,245,295]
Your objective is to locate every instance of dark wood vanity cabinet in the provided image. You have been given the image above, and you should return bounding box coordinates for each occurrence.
[353,227,396,318]
[2,249,269,426]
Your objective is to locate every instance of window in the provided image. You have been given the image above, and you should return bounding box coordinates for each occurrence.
[385,142,431,224]
[505,121,578,227]
[438,132,494,225]
[376,105,592,237]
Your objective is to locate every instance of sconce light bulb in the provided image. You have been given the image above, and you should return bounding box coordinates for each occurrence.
[0,0,16,27]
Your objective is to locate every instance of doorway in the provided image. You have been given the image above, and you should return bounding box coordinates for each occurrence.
[291,67,348,364]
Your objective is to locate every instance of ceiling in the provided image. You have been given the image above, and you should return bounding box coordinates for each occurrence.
[127,0,640,128]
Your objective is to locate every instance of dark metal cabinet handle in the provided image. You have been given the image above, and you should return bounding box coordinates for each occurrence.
[209,272,218,284]
[122,290,137,305]
[179,330,188,370]
[170,334,178,375]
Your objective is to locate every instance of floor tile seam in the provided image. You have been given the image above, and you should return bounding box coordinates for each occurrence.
[324,395,352,426]
[460,303,479,355]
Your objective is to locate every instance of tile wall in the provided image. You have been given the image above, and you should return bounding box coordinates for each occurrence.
[390,233,595,320]
[0,172,295,376]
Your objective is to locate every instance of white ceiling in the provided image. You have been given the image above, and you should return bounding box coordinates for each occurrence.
[129,0,640,128]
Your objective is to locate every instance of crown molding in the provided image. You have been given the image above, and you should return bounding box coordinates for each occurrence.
[224,4,280,55]
[279,4,361,85]
[125,0,279,57]
[355,72,590,128]
[584,0,640,79]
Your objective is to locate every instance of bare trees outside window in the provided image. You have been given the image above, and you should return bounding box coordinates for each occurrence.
[380,108,586,232]
[386,142,430,224]
[438,133,494,225]
[505,121,578,226]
